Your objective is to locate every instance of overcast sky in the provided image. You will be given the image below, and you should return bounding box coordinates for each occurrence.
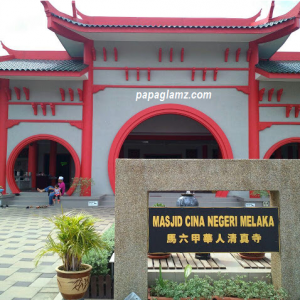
[0,0,300,56]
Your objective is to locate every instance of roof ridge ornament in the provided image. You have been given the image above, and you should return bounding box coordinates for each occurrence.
[72,1,77,20]
[1,41,13,56]
[268,1,275,22]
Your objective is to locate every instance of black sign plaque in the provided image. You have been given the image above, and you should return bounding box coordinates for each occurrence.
[148,207,279,253]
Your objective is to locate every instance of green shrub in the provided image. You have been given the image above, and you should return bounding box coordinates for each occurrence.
[82,224,115,276]
[150,272,288,300]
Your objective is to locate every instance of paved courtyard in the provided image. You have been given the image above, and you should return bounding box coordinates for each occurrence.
[0,205,115,300]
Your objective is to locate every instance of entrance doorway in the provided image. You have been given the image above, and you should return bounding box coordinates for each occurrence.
[14,140,75,191]
[7,134,80,195]
[108,104,233,196]
[264,138,300,159]
[120,115,221,160]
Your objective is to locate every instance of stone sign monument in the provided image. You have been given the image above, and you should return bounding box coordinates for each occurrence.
[115,159,300,300]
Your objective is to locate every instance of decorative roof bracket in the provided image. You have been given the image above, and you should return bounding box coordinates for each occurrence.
[259,88,265,101]
[68,88,74,101]
[31,103,37,115]
[40,103,47,116]
[214,68,218,81]
[286,105,293,118]
[77,88,83,101]
[277,88,283,102]
[23,87,30,100]
[236,48,241,62]
[59,88,65,101]
[181,48,184,62]
[268,88,274,101]
[225,48,229,62]
[14,87,20,100]
[170,48,173,62]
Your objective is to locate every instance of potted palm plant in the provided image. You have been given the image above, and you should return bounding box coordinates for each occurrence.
[35,210,106,300]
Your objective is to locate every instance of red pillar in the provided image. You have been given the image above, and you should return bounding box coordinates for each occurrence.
[0,79,9,194]
[248,43,260,159]
[49,141,57,186]
[28,142,38,189]
[81,41,94,196]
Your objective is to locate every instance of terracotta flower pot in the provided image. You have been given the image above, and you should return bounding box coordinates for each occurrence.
[239,252,265,260]
[56,263,92,300]
[147,253,171,259]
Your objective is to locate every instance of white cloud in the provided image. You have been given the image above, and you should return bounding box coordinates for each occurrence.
[0,0,299,56]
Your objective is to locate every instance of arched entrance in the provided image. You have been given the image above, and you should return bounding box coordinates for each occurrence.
[264,138,300,159]
[108,104,233,196]
[7,134,80,195]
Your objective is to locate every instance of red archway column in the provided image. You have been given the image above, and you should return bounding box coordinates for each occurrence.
[80,41,94,196]
[248,43,260,199]
[49,141,57,186]
[7,134,80,195]
[108,104,234,197]
[28,142,38,189]
[248,43,260,159]
[0,79,9,194]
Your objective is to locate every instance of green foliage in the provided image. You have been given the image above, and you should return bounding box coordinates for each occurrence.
[82,224,115,276]
[150,273,288,300]
[71,177,95,195]
[35,210,107,272]
[153,203,166,207]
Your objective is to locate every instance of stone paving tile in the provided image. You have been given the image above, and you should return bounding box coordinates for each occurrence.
[40,262,55,266]
[0,286,40,300]
[0,264,13,268]
[29,277,53,287]
[0,281,13,292]
[39,273,56,278]
[17,268,34,272]
[4,272,41,283]
[13,281,31,287]
[33,265,60,274]
[0,258,20,264]
[0,268,19,276]
[12,261,35,268]
[31,293,59,300]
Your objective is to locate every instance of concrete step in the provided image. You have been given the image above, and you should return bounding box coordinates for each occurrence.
[4,192,266,208]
